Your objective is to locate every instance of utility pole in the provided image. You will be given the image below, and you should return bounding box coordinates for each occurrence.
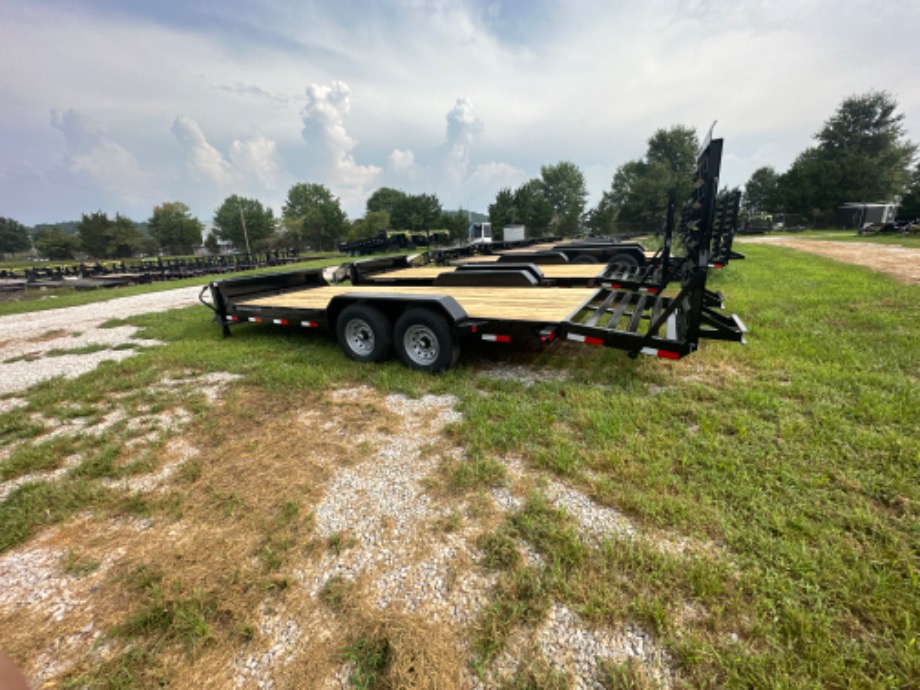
[237,203,252,257]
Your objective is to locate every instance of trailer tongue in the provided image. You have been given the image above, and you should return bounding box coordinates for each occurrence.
[203,135,746,373]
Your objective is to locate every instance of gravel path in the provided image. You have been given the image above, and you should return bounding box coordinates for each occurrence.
[0,286,204,396]
[736,236,920,284]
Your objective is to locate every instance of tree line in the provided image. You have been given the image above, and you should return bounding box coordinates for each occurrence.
[3,90,917,261]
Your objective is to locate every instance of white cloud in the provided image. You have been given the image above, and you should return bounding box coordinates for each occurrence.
[171,115,233,187]
[49,108,152,207]
[299,81,382,211]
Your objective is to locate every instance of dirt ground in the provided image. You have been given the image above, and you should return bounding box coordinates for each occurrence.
[736,236,920,285]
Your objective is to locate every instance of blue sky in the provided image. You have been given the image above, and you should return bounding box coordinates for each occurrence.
[1,0,918,227]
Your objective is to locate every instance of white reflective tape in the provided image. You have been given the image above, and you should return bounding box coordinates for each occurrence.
[567,333,587,343]
[666,313,677,340]
[639,347,657,357]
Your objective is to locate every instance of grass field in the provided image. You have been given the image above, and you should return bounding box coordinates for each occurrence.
[0,243,917,688]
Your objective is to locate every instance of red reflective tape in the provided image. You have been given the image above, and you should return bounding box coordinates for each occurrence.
[610,283,621,289]
[714,263,725,269]
[657,350,681,360]
[249,317,263,323]
[496,335,511,343]
[647,288,659,295]
[274,319,289,326]
[585,336,604,346]
[301,321,318,328]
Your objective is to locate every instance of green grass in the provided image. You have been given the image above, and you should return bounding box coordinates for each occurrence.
[1,243,917,687]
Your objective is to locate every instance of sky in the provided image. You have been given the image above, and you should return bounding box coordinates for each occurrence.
[1,0,918,228]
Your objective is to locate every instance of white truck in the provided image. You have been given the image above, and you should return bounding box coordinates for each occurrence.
[468,222,492,245]
[503,224,526,242]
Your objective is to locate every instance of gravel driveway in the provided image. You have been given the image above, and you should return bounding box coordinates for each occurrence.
[0,286,204,397]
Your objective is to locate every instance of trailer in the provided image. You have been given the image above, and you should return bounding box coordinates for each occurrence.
[203,136,745,373]
[341,186,743,308]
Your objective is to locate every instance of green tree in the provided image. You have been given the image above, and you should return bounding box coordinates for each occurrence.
[76,211,145,258]
[204,233,220,255]
[815,91,916,200]
[214,195,275,253]
[76,211,112,258]
[743,166,781,214]
[147,202,203,255]
[606,126,699,230]
[366,187,407,215]
[488,188,517,232]
[779,91,917,221]
[514,180,553,234]
[540,161,587,235]
[585,190,619,235]
[390,193,442,232]
[34,227,81,260]
[439,210,469,243]
[282,183,348,251]
[347,210,390,242]
[108,214,146,258]
[0,217,32,257]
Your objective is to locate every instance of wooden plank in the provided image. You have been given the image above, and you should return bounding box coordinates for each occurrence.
[241,285,598,323]
[368,264,606,281]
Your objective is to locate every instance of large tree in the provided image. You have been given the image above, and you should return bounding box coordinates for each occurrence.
[514,180,553,234]
[540,161,587,235]
[0,217,31,257]
[34,227,81,260]
[366,187,408,215]
[214,195,275,253]
[390,193,442,232]
[743,166,781,214]
[488,188,517,230]
[283,183,348,251]
[605,126,699,231]
[76,211,145,259]
[779,91,917,219]
[487,180,554,237]
[147,202,203,255]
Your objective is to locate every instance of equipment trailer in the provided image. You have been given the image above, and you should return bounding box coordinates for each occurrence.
[203,136,745,373]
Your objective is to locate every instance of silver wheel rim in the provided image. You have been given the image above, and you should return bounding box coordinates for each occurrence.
[345,318,375,356]
[403,324,439,365]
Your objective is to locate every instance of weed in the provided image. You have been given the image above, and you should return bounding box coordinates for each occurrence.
[61,549,101,578]
[341,635,391,690]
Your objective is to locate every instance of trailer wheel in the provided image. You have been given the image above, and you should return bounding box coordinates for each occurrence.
[337,304,392,363]
[607,253,639,268]
[394,308,457,373]
[572,254,599,264]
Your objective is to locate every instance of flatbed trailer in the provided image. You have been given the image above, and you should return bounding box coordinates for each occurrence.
[204,265,745,373]
[203,135,745,373]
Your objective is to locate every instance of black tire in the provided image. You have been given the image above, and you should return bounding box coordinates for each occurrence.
[571,254,599,264]
[336,303,392,363]
[394,308,457,373]
[607,252,639,268]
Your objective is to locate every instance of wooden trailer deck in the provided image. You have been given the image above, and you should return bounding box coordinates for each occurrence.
[361,264,612,281]
[241,285,598,323]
